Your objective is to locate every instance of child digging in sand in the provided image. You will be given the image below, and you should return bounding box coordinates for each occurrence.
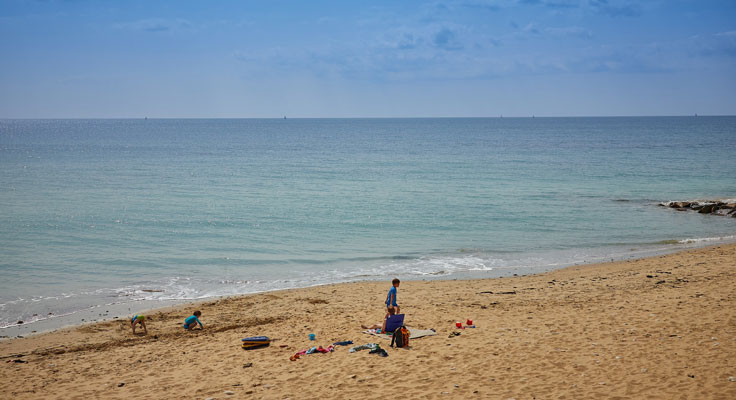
[183,310,204,330]
[130,314,147,335]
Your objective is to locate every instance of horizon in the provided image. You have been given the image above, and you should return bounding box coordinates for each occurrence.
[2,115,735,120]
[1,0,735,118]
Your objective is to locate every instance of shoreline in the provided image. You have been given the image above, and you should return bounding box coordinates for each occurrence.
[3,237,736,338]
[2,237,735,338]
[1,243,735,398]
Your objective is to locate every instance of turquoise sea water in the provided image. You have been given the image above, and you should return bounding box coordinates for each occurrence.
[1,117,735,329]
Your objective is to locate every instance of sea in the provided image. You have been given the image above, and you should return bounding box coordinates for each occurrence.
[1,117,735,334]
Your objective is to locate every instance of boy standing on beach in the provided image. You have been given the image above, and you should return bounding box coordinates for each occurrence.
[386,278,400,316]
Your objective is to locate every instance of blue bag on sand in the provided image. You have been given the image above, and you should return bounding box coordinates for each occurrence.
[384,314,405,333]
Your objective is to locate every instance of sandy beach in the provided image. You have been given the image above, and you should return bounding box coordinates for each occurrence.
[2,244,735,399]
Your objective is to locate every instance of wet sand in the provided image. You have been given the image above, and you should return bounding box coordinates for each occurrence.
[2,244,735,399]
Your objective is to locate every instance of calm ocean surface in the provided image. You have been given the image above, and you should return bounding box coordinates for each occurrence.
[1,117,735,329]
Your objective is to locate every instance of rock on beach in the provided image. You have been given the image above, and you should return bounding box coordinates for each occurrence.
[659,200,736,217]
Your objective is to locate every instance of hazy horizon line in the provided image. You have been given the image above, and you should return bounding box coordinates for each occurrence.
[2,114,733,120]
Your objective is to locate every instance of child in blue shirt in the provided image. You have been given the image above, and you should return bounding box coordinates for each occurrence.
[183,310,203,330]
[130,314,147,335]
[385,278,400,315]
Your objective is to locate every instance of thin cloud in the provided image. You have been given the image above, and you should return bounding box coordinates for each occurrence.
[113,18,193,33]
[396,33,419,50]
[523,23,541,35]
[545,26,593,39]
[530,0,580,9]
[433,27,464,50]
[567,52,671,73]
[691,31,736,58]
[511,0,641,16]
[460,0,580,10]
[588,0,641,17]
[381,25,468,52]
[460,0,502,11]
[512,23,591,40]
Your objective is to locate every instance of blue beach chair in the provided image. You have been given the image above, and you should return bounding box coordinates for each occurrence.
[384,314,405,333]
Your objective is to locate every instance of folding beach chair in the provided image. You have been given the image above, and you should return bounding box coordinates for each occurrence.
[384,314,405,333]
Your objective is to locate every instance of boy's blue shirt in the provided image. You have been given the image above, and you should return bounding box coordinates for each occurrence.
[386,286,398,306]
[185,315,202,326]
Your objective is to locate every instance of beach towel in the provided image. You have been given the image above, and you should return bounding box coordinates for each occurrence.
[384,314,405,333]
[362,327,437,340]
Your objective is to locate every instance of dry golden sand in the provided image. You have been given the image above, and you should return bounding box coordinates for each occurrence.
[2,244,735,399]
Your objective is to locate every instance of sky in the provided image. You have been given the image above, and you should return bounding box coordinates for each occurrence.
[0,0,735,118]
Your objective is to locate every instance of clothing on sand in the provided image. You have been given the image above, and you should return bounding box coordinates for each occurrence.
[362,327,437,340]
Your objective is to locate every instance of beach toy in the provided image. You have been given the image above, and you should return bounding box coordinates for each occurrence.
[376,329,381,334]
[309,333,316,341]
[466,319,473,326]
[455,321,462,328]
[241,336,271,350]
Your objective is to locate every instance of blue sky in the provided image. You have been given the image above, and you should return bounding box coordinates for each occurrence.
[1,0,734,117]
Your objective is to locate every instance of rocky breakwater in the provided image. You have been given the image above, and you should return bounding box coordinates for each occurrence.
[659,200,736,217]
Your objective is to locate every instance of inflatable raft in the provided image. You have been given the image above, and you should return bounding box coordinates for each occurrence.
[241,336,271,350]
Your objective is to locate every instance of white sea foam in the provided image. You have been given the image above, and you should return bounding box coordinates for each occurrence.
[678,235,736,244]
